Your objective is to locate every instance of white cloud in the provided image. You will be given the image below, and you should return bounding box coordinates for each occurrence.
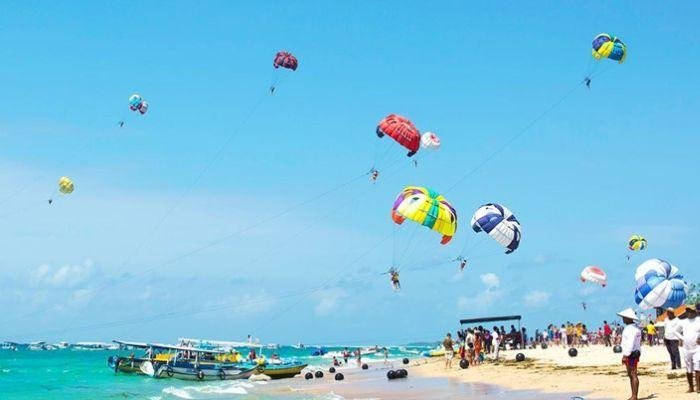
[458,273,503,310]
[523,290,551,307]
[480,273,500,290]
[28,260,93,288]
[313,288,348,316]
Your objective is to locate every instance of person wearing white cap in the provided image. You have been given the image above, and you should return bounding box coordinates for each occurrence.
[663,307,682,370]
[618,307,641,400]
[678,304,700,393]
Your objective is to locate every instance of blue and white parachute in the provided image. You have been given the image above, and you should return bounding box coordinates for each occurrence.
[634,258,687,310]
[470,203,521,254]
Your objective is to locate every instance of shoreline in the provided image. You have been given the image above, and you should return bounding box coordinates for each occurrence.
[412,344,688,400]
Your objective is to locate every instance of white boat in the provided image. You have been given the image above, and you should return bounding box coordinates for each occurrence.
[292,342,305,349]
[1,342,18,351]
[28,341,48,351]
[139,343,256,381]
[73,342,118,350]
[265,343,280,350]
[55,341,70,349]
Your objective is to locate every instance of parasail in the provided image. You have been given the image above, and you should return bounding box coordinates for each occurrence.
[420,132,440,150]
[634,258,687,310]
[592,33,627,63]
[471,203,521,254]
[376,114,421,157]
[129,94,148,115]
[273,51,298,71]
[628,235,646,251]
[58,177,74,194]
[580,266,607,287]
[391,186,457,245]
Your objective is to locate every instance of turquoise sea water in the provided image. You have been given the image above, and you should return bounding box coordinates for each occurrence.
[0,346,578,399]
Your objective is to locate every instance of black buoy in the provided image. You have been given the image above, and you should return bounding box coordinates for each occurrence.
[305,372,313,380]
[387,370,396,380]
[515,353,525,362]
[315,371,324,378]
[613,345,622,354]
[334,372,344,381]
[541,343,548,349]
[329,367,336,373]
[397,369,408,378]
[568,348,578,357]
[361,363,368,370]
[459,359,469,369]
[402,357,409,365]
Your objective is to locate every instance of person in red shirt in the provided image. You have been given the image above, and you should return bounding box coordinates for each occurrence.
[603,321,613,347]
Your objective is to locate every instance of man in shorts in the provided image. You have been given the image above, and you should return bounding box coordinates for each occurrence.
[679,305,700,393]
[619,308,642,400]
[442,333,454,369]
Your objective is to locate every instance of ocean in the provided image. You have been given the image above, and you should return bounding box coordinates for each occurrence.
[0,346,575,399]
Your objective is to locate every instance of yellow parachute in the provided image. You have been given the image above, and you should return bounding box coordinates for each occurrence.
[58,177,74,194]
[391,186,457,244]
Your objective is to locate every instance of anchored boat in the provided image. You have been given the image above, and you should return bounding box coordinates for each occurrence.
[138,343,256,381]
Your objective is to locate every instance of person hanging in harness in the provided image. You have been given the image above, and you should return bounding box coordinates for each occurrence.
[388,267,401,291]
[269,85,275,95]
[584,76,592,89]
[370,168,379,183]
[456,256,468,271]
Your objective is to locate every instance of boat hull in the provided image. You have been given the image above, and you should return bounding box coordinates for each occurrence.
[142,361,256,381]
[108,356,147,374]
[257,363,307,379]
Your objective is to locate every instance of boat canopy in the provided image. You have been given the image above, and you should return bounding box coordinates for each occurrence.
[459,315,522,325]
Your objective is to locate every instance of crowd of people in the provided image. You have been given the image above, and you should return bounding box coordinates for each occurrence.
[440,304,700,400]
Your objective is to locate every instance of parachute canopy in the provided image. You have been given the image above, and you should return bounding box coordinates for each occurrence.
[628,235,647,251]
[420,132,440,150]
[391,186,457,245]
[376,114,420,157]
[471,203,521,254]
[273,51,298,71]
[592,33,627,63]
[634,258,687,310]
[129,94,148,115]
[580,266,607,287]
[58,177,74,194]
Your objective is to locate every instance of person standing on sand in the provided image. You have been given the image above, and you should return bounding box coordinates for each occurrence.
[442,333,454,369]
[678,304,700,392]
[492,325,501,360]
[645,321,657,346]
[663,307,682,370]
[603,320,613,347]
[619,308,642,400]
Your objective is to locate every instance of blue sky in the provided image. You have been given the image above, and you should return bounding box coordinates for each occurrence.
[1,1,699,344]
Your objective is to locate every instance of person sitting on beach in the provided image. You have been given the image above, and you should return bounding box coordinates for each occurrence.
[442,333,454,369]
[619,308,642,400]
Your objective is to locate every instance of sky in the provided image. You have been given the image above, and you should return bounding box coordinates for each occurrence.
[0,1,699,345]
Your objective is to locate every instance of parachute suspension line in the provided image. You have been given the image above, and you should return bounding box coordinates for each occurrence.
[250,233,393,335]
[444,81,584,194]
[395,223,421,268]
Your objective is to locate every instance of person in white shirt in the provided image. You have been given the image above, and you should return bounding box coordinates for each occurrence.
[618,308,642,400]
[663,307,682,370]
[491,325,500,361]
[559,325,568,347]
[678,304,700,393]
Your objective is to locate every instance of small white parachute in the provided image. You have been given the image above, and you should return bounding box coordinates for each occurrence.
[420,132,440,150]
[580,266,607,287]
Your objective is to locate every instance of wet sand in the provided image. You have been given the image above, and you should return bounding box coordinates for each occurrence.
[261,360,576,399]
[413,344,689,400]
